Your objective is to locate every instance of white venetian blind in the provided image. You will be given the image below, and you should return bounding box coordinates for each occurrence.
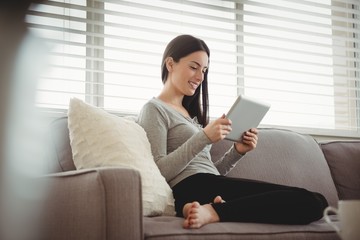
[241,0,360,138]
[26,0,359,137]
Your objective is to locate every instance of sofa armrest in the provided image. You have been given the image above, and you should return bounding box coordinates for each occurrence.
[39,167,143,240]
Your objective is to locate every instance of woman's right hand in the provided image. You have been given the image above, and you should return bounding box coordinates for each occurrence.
[203,114,232,143]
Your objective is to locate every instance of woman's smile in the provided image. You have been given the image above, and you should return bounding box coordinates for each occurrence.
[189,81,199,90]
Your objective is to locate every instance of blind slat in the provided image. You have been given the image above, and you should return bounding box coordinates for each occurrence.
[28,0,360,137]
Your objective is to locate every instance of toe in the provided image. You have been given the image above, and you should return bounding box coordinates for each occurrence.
[214,196,222,203]
[183,219,190,229]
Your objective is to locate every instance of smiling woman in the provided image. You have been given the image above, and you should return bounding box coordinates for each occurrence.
[158,34,211,126]
[137,34,329,229]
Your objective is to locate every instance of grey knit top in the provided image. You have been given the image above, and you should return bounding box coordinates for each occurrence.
[137,98,244,188]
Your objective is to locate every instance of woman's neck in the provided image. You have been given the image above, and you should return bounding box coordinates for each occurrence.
[157,91,191,118]
[157,91,183,107]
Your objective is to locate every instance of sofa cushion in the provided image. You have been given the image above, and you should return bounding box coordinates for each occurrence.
[320,141,360,200]
[211,128,339,207]
[67,98,175,216]
[48,117,76,172]
[144,216,338,240]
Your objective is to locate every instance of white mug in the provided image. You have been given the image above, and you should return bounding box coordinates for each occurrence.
[323,200,360,240]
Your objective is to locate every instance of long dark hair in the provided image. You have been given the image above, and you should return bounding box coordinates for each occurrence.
[161,35,210,127]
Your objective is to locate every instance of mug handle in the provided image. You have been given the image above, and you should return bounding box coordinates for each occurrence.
[323,206,340,232]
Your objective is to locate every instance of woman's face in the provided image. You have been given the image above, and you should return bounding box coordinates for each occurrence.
[168,50,208,96]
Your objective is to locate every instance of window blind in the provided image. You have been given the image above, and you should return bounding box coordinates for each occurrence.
[26,0,359,138]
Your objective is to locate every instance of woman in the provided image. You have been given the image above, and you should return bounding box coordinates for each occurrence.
[137,34,328,229]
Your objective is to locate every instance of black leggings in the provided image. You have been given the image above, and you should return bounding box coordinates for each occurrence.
[172,173,328,225]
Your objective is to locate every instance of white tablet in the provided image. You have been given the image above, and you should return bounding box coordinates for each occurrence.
[225,95,271,142]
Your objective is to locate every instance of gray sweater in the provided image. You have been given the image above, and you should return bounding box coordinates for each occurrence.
[137,98,244,188]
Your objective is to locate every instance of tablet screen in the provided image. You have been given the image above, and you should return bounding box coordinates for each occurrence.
[225,95,270,142]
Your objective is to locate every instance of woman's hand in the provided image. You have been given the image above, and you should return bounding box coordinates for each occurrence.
[203,114,232,143]
[234,128,258,155]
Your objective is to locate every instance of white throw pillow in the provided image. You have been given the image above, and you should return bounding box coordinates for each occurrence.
[67,98,175,216]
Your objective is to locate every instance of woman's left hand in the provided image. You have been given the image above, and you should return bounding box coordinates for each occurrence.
[234,128,258,154]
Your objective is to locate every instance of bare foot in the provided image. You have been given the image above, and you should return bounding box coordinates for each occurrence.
[183,202,220,229]
[182,196,225,218]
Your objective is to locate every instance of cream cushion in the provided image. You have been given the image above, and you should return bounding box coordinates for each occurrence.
[67,98,175,216]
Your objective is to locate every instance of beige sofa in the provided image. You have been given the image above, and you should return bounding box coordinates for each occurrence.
[40,117,360,240]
